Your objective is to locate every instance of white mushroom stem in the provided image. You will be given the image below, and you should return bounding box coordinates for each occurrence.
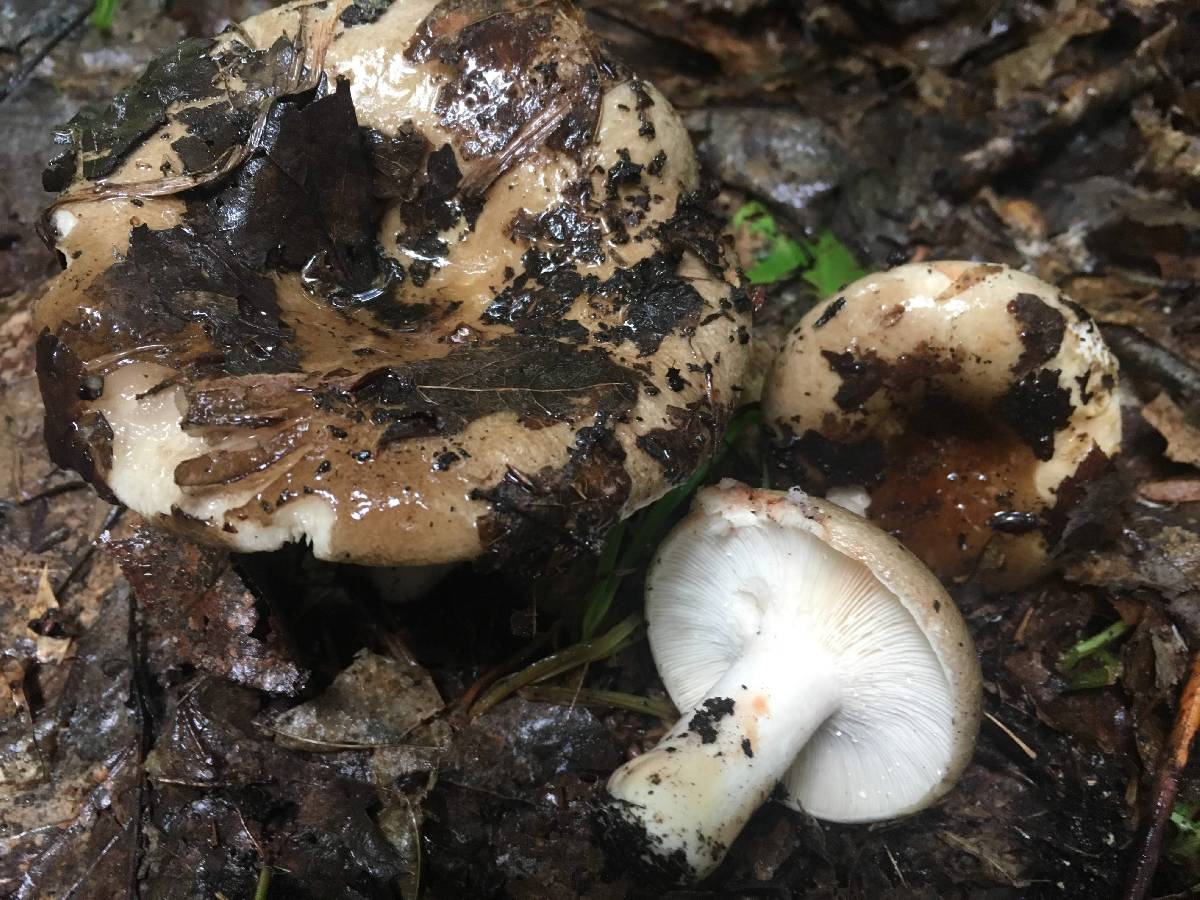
[607,634,840,879]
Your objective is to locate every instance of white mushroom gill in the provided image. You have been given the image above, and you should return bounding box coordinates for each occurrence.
[606,483,979,882]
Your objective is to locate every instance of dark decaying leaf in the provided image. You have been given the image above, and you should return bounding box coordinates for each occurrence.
[265,649,443,750]
[1121,602,1189,773]
[1003,588,1134,755]
[110,527,306,695]
[202,77,381,289]
[420,697,626,897]
[1068,526,1200,643]
[406,0,603,169]
[473,423,633,570]
[48,37,218,184]
[350,334,640,443]
[0,585,141,899]
[444,697,620,795]
[142,679,409,900]
[340,0,396,27]
[1142,392,1200,467]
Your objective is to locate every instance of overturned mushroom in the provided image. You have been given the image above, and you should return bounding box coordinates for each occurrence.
[765,261,1120,587]
[34,0,751,568]
[605,481,981,882]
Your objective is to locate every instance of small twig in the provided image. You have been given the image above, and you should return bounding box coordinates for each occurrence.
[1013,604,1036,643]
[884,844,908,888]
[1125,652,1200,900]
[16,480,88,506]
[984,712,1038,761]
[0,4,91,102]
[56,504,125,598]
[1100,324,1200,418]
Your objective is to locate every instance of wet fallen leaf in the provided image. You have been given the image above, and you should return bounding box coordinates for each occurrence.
[0,584,140,898]
[372,723,452,900]
[687,108,848,224]
[938,829,1031,888]
[111,527,306,695]
[265,649,443,750]
[1133,97,1200,186]
[3,0,1199,892]
[1122,602,1188,770]
[143,678,409,899]
[1140,479,1200,503]
[0,656,43,786]
[978,188,1048,240]
[28,566,72,665]
[991,5,1110,108]
[446,697,620,795]
[1143,392,1200,467]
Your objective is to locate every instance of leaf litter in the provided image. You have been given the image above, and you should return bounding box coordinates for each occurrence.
[3,0,1200,896]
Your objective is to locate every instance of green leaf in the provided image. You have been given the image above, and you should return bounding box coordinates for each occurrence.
[1170,804,1200,873]
[579,520,627,640]
[730,200,770,229]
[800,230,867,298]
[747,239,810,285]
[731,203,863,295]
[1062,649,1122,690]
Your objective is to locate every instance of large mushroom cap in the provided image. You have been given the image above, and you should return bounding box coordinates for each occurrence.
[764,261,1121,585]
[34,0,751,567]
[605,481,980,882]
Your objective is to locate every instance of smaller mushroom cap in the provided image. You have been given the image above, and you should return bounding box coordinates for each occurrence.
[764,260,1122,585]
[646,480,980,822]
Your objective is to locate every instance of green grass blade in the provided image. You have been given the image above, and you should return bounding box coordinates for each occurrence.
[519,685,677,721]
[1057,620,1131,672]
[90,0,118,31]
[470,613,643,717]
[580,520,627,640]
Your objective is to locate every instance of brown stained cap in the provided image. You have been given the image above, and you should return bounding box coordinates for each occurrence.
[34,0,751,567]
[763,261,1121,587]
